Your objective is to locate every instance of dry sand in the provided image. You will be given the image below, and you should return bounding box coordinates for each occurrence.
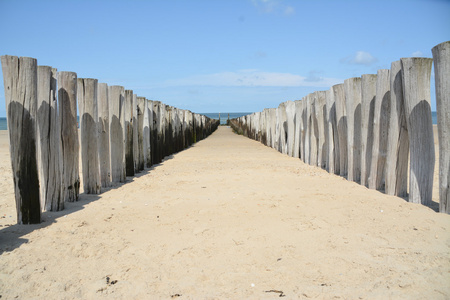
[0,126,449,299]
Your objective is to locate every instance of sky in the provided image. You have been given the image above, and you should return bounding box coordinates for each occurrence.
[0,0,449,116]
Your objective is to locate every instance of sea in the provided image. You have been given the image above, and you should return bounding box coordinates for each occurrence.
[0,111,439,130]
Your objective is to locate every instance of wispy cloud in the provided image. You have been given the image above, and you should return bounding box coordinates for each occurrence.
[162,69,341,88]
[340,51,378,66]
[411,50,424,57]
[251,0,295,15]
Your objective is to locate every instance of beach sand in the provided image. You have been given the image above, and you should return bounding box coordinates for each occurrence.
[0,126,449,299]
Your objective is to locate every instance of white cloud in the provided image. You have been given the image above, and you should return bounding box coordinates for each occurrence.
[162,69,341,88]
[251,0,295,15]
[411,50,424,57]
[341,51,378,66]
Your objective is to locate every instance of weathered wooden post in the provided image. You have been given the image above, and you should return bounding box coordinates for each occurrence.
[145,99,152,167]
[124,90,135,177]
[97,82,111,187]
[37,66,63,211]
[301,96,307,161]
[344,77,362,182]
[360,74,377,187]
[309,94,319,166]
[108,85,126,183]
[315,91,328,169]
[385,62,409,196]
[132,94,139,172]
[432,41,450,213]
[401,57,434,205]
[293,100,302,159]
[269,108,277,150]
[58,71,80,201]
[1,56,41,224]
[285,101,296,157]
[333,84,348,176]
[326,88,339,174]
[276,103,287,153]
[369,69,391,191]
[78,78,101,194]
[136,96,145,170]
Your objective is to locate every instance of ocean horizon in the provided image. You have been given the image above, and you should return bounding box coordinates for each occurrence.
[0,112,254,130]
[0,111,439,130]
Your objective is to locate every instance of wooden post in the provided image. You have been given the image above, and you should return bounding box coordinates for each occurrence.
[269,108,277,150]
[124,90,135,177]
[360,74,377,187]
[401,57,434,205]
[285,101,296,157]
[326,88,340,174]
[293,100,302,159]
[145,99,152,167]
[78,78,101,194]
[309,94,318,166]
[108,85,125,183]
[1,56,41,224]
[37,66,63,211]
[315,91,328,169]
[97,82,111,188]
[276,103,287,153]
[132,93,139,172]
[385,62,409,196]
[369,69,391,191]
[58,71,80,202]
[432,41,450,213]
[301,96,307,162]
[333,84,348,176]
[344,77,362,182]
[136,97,145,171]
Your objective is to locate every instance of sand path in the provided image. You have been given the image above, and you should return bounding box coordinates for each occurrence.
[0,127,449,299]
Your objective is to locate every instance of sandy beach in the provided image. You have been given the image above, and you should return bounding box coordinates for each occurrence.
[0,126,449,299]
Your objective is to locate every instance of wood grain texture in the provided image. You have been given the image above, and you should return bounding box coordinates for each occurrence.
[432,41,450,213]
[315,91,327,169]
[401,57,434,205]
[58,71,80,202]
[97,82,111,187]
[37,66,63,211]
[108,85,125,183]
[1,55,41,224]
[344,77,362,183]
[78,78,101,194]
[333,84,348,177]
[326,88,340,175]
[360,74,377,187]
[385,62,409,197]
[124,90,135,177]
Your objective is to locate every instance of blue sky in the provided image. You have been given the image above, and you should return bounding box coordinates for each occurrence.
[0,0,449,116]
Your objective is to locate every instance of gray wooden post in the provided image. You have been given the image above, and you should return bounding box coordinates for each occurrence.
[344,77,362,182]
[97,82,111,188]
[326,88,340,174]
[293,100,303,159]
[1,56,41,223]
[78,78,101,194]
[385,61,409,197]
[276,103,287,154]
[301,96,307,162]
[369,69,391,191]
[132,93,139,172]
[124,90,135,177]
[315,91,328,169]
[432,41,450,213]
[333,84,348,176]
[401,57,435,205]
[108,85,125,183]
[145,99,152,167]
[309,94,319,166]
[360,74,377,187]
[136,97,145,170]
[37,66,63,211]
[58,71,80,202]
[285,101,296,157]
[269,108,277,150]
